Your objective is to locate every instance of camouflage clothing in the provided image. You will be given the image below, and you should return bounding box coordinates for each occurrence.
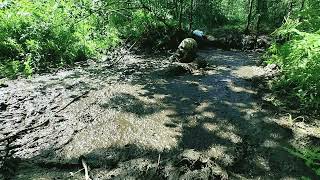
[176,38,198,63]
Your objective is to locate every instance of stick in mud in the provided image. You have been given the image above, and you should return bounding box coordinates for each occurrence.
[56,90,90,113]
[157,153,161,169]
[81,158,91,180]
[112,41,138,66]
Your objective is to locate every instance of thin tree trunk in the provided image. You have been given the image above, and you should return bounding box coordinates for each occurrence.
[179,0,183,29]
[256,0,267,32]
[245,0,254,34]
[283,0,294,23]
[287,0,294,18]
[300,0,305,11]
[189,0,194,32]
[174,0,178,18]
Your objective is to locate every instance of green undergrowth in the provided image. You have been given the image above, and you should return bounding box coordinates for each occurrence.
[266,1,320,177]
[265,17,320,112]
[0,0,120,78]
[208,25,244,38]
[0,0,182,78]
[117,10,185,50]
[287,147,320,179]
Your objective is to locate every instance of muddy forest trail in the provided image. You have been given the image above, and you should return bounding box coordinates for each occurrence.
[0,48,318,179]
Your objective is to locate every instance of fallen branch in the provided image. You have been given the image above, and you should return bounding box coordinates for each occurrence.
[157,153,161,169]
[56,91,90,113]
[70,168,85,178]
[81,158,91,180]
[111,41,137,66]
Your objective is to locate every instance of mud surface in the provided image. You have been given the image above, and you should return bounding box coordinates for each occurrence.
[0,48,319,179]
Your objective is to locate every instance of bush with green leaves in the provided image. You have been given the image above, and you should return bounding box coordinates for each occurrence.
[0,0,120,78]
[287,147,320,178]
[266,15,320,111]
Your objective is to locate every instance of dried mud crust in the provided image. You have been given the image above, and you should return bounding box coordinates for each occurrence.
[0,48,318,179]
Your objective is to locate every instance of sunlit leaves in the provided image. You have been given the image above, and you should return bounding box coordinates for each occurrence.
[267,17,320,109]
[287,147,320,176]
[0,0,120,77]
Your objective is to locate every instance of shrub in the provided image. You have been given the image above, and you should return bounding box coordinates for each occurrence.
[266,18,320,111]
[287,147,320,178]
[0,0,120,77]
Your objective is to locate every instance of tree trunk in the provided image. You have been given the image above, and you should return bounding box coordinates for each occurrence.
[287,0,294,18]
[300,0,305,11]
[179,0,183,30]
[256,0,267,32]
[189,0,194,32]
[245,0,254,34]
[174,0,178,18]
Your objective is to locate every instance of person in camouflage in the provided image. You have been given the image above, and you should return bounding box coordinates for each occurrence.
[172,38,198,63]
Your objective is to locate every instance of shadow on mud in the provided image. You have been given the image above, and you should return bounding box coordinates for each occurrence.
[113,49,315,178]
[100,93,163,117]
[1,49,317,179]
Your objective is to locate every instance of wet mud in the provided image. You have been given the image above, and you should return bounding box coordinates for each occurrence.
[0,48,318,179]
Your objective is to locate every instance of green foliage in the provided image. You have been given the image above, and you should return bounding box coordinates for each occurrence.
[119,9,169,39]
[287,147,320,177]
[266,9,320,110]
[298,0,320,32]
[0,0,120,77]
[0,60,21,79]
[271,18,302,39]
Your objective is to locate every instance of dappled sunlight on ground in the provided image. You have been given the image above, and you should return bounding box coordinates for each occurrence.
[0,48,318,179]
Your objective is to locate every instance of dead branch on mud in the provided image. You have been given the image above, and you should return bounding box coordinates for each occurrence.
[70,168,85,178]
[110,41,138,67]
[56,90,90,113]
[157,154,161,169]
[81,158,91,180]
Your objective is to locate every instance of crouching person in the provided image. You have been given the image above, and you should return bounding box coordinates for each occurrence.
[167,37,208,76]
[170,38,198,63]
